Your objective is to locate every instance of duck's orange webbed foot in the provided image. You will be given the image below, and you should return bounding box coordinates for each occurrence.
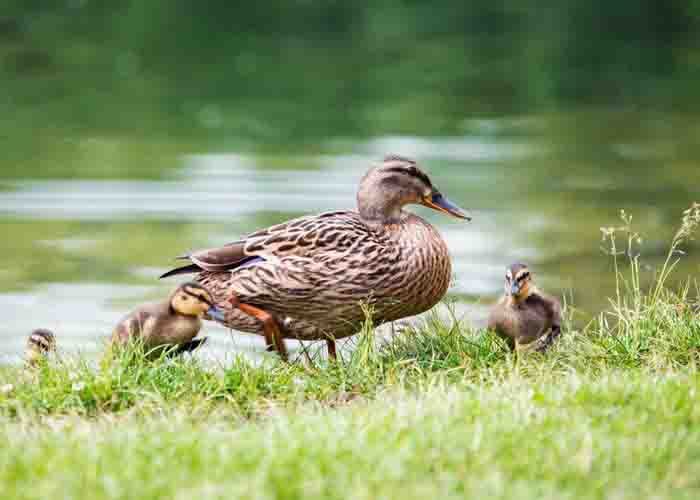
[228,295,288,361]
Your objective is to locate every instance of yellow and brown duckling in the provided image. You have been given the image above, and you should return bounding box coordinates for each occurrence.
[110,282,224,358]
[487,263,562,353]
[25,328,57,367]
[161,155,470,361]
[675,300,700,316]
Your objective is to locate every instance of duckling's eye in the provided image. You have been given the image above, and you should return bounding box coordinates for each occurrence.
[181,295,189,301]
[517,272,530,282]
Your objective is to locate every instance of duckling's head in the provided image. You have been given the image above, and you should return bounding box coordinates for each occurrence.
[26,328,56,365]
[504,263,533,301]
[357,155,470,226]
[170,282,226,320]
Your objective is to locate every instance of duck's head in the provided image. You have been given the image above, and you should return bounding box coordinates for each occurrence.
[26,328,56,365]
[357,155,470,226]
[170,282,225,320]
[504,263,533,302]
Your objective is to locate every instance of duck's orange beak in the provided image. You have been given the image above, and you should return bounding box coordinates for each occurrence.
[422,192,471,220]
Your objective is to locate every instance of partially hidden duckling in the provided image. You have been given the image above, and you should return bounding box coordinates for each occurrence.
[25,328,56,367]
[487,263,562,353]
[110,282,224,358]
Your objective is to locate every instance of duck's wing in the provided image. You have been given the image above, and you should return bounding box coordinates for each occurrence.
[160,210,363,278]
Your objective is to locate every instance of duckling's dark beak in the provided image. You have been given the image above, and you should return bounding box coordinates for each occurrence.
[422,193,471,220]
[207,305,226,321]
[510,282,521,296]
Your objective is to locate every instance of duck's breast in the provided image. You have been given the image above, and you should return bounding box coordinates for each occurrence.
[374,215,452,319]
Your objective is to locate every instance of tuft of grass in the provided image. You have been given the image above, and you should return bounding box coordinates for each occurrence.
[589,204,700,370]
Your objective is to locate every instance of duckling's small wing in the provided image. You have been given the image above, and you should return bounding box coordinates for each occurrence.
[486,298,511,334]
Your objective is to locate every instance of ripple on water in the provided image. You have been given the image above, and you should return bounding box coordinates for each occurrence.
[363,136,544,162]
[0,135,538,221]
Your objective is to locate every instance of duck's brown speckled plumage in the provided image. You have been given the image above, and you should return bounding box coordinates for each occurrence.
[163,155,469,344]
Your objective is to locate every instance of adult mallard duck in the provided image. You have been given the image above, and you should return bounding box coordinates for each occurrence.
[161,155,470,360]
[488,263,562,353]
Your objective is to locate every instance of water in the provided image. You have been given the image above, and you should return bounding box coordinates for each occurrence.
[1,115,699,363]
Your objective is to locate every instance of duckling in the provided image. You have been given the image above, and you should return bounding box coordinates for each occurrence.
[675,301,700,316]
[110,282,225,358]
[487,263,562,353]
[25,328,56,367]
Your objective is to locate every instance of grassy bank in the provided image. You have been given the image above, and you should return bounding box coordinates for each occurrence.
[1,206,700,499]
[1,370,698,500]
[1,296,700,500]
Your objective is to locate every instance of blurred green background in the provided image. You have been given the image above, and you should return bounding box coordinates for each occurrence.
[3,1,700,157]
[1,1,699,359]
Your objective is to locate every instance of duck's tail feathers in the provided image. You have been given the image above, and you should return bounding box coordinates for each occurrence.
[159,263,202,279]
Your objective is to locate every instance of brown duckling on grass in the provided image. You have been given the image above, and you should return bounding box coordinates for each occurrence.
[487,263,562,353]
[110,282,225,358]
[25,328,56,367]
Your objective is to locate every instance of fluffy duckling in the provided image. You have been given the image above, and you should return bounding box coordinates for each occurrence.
[111,282,224,357]
[25,328,56,367]
[487,263,562,353]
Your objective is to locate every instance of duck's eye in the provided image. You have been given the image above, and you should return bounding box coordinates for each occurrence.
[181,295,189,301]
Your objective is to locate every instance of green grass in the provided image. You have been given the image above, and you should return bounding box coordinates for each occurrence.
[1,301,700,500]
[1,371,698,500]
[1,205,700,499]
